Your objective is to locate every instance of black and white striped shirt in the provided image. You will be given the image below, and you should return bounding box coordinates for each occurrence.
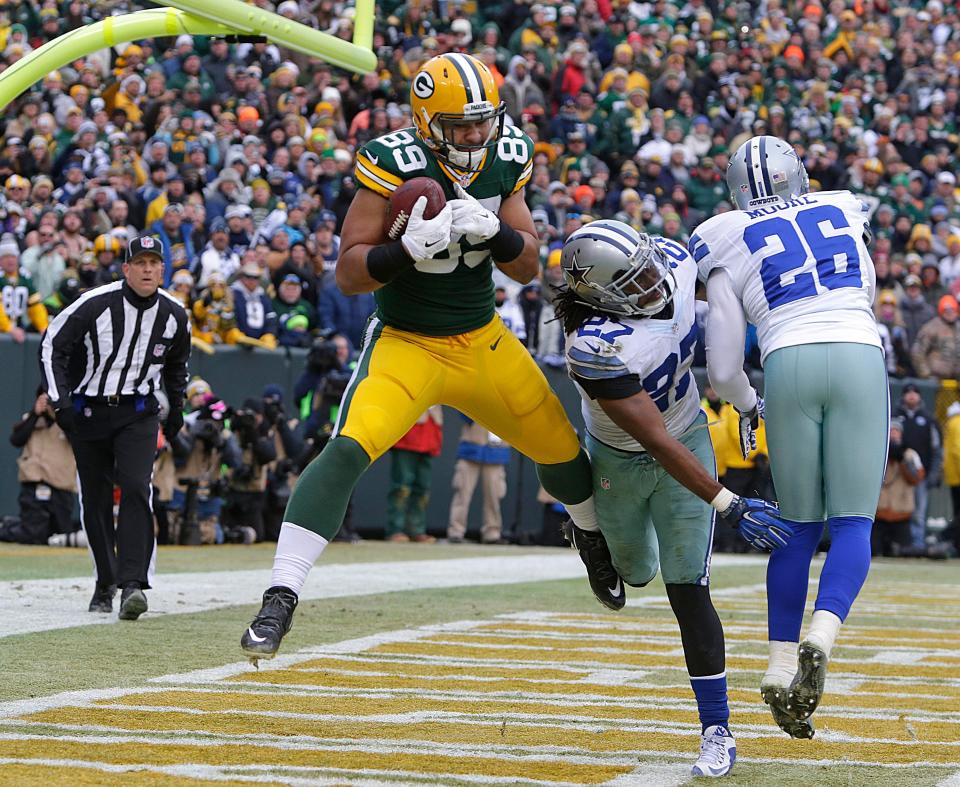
[39,280,191,411]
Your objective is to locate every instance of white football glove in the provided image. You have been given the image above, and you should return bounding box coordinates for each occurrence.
[400,196,453,263]
[448,182,501,241]
[736,394,765,460]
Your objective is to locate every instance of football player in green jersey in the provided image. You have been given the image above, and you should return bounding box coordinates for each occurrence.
[242,54,615,662]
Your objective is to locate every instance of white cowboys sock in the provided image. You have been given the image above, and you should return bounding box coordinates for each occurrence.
[270,522,328,594]
[565,495,600,532]
[763,640,798,687]
[804,610,842,657]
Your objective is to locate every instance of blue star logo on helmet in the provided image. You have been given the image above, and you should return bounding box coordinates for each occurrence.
[566,252,594,285]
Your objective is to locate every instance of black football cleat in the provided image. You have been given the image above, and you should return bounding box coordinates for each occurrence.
[241,586,299,662]
[760,682,815,739]
[788,642,828,720]
[118,583,148,620]
[88,584,117,613]
[561,520,626,611]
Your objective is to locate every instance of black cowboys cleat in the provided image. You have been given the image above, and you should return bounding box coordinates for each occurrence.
[241,586,299,662]
[88,584,117,613]
[561,519,626,611]
[760,683,815,739]
[118,582,148,620]
[788,642,828,720]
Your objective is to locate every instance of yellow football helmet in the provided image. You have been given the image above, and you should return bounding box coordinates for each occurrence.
[94,234,120,255]
[410,53,505,173]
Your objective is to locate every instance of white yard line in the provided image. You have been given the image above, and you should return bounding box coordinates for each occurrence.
[2,591,959,783]
[0,554,765,640]
[0,758,587,787]
[11,701,960,741]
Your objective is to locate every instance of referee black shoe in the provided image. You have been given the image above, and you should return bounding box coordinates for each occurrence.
[118,582,148,620]
[88,584,116,613]
[561,519,626,611]
[241,586,299,662]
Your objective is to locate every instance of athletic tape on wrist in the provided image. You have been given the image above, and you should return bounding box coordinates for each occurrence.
[710,487,736,513]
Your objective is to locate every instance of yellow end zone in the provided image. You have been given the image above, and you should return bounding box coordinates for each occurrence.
[3,576,960,785]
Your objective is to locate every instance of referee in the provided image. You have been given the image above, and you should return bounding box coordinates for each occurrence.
[40,235,190,620]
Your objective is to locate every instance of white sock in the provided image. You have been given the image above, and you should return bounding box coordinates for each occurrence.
[804,610,842,657]
[565,495,600,532]
[762,640,798,687]
[270,522,328,594]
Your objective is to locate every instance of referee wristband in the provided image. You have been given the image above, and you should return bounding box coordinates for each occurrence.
[710,487,736,513]
[366,241,415,284]
[488,222,525,263]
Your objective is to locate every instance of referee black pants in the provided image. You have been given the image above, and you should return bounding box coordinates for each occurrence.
[71,399,159,589]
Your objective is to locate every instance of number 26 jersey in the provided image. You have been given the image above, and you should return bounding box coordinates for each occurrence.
[565,238,701,453]
[691,190,881,362]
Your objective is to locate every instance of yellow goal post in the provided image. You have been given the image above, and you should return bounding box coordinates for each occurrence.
[0,0,376,113]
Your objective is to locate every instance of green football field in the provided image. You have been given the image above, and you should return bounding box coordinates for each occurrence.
[0,541,958,786]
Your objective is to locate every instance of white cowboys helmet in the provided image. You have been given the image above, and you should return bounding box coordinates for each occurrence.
[560,220,676,318]
[727,135,810,210]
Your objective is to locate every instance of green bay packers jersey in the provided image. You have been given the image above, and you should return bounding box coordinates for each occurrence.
[355,125,534,336]
[0,269,41,327]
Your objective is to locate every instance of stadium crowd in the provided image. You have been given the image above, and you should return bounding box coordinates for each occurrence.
[2,0,960,553]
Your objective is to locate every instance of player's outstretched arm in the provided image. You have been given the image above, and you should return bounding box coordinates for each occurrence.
[599,390,726,504]
[598,389,792,551]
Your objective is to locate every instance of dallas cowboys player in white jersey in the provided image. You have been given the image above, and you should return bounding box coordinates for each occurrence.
[555,220,794,776]
[691,136,888,739]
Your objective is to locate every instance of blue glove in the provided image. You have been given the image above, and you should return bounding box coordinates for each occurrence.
[722,495,793,552]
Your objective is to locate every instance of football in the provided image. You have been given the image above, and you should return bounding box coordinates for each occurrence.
[384,177,446,241]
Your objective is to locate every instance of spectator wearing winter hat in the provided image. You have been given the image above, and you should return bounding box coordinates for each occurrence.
[52,161,86,208]
[197,217,240,288]
[231,261,277,349]
[921,262,948,309]
[912,295,960,380]
[274,273,316,348]
[154,202,196,288]
[205,166,246,223]
[225,204,253,257]
[901,275,936,348]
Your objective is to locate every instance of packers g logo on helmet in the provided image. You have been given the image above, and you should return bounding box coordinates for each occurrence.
[410,53,505,174]
[412,72,435,99]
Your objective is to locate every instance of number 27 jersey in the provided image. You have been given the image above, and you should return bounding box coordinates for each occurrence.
[691,190,880,361]
[565,238,701,453]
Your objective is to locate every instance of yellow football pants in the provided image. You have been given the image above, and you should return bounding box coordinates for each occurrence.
[334,315,580,465]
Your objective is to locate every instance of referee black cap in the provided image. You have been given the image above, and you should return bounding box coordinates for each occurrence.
[127,235,165,262]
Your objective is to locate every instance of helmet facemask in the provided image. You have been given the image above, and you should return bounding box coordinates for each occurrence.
[574,236,677,317]
[422,102,505,173]
[608,239,676,316]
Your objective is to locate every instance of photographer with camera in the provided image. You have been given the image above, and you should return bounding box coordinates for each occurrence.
[294,333,354,450]
[168,397,241,544]
[261,384,303,542]
[293,333,360,542]
[0,388,78,545]
[221,398,278,543]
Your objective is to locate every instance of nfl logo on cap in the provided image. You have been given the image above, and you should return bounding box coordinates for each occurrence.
[127,235,165,262]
